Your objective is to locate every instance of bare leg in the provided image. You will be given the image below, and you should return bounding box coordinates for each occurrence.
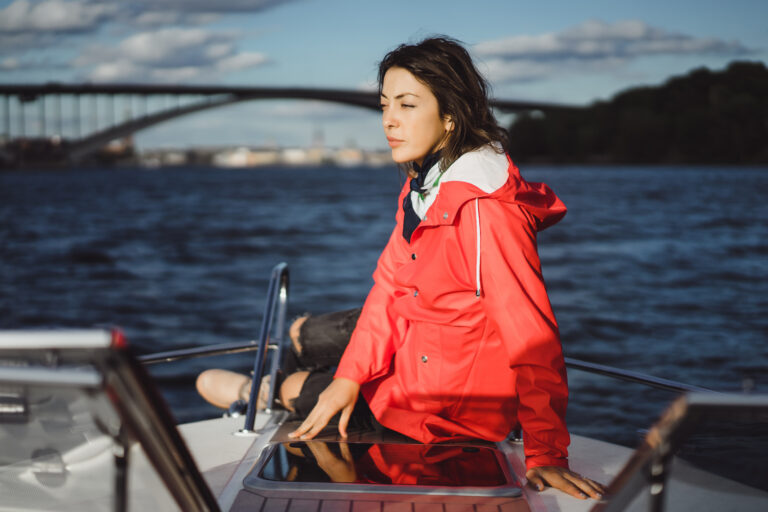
[195,315,314,410]
[196,369,252,409]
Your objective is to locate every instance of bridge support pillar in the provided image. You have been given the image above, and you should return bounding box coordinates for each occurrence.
[91,94,98,134]
[56,94,63,137]
[107,95,114,127]
[39,96,46,138]
[18,97,24,139]
[73,95,80,138]
[3,95,9,139]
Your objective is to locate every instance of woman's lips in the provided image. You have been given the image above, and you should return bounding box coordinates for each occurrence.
[387,137,403,148]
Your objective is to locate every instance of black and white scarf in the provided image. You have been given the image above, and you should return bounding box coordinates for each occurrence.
[402,151,442,242]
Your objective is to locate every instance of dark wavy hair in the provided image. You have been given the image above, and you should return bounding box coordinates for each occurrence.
[378,36,509,173]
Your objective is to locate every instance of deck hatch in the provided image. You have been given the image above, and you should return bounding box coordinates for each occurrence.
[244,441,522,498]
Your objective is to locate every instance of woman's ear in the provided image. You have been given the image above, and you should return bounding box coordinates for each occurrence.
[444,116,454,133]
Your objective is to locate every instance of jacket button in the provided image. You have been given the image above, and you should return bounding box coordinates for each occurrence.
[413,290,418,297]
[411,253,416,260]
[421,355,428,363]
[443,212,448,219]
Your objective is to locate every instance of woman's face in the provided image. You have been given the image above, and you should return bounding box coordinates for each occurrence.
[380,67,452,166]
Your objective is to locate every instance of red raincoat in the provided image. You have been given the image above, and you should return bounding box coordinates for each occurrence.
[335,146,569,470]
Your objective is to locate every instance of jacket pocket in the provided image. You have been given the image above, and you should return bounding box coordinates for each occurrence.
[397,322,443,405]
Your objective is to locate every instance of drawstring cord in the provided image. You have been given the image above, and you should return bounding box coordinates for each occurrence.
[475,198,481,297]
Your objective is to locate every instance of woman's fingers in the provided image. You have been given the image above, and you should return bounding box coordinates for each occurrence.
[288,378,360,440]
[289,403,326,438]
[526,471,545,491]
[305,440,329,460]
[559,469,606,498]
[525,467,605,500]
[303,416,333,439]
[289,405,333,439]
[338,402,353,438]
[544,471,589,500]
[339,441,353,463]
[287,418,311,439]
[562,471,605,499]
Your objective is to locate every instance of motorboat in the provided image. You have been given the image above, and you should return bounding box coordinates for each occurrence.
[1,263,766,511]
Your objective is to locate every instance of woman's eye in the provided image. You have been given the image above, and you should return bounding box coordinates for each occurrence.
[380,104,388,110]
[402,104,415,108]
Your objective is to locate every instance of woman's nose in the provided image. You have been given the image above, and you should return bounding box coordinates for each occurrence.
[382,110,397,129]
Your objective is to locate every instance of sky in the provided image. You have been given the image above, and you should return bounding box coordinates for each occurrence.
[1,0,767,150]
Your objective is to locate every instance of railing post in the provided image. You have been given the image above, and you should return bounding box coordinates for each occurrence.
[648,450,671,512]
[239,262,288,434]
[266,271,289,412]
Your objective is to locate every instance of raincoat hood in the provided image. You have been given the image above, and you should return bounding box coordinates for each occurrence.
[410,144,566,239]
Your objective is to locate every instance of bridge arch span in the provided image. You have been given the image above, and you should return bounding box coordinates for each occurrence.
[0,84,576,161]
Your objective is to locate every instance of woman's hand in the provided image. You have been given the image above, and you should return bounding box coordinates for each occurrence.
[306,442,357,482]
[525,466,605,500]
[288,378,360,439]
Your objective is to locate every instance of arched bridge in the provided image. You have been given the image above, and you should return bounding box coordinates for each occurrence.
[0,83,578,162]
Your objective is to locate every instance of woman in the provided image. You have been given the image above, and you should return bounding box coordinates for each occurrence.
[198,36,603,500]
[284,37,604,500]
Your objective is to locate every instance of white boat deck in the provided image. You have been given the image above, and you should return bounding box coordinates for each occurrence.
[179,413,634,512]
[3,329,766,512]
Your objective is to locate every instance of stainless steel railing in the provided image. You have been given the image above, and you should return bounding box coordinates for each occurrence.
[137,261,718,433]
[139,331,714,404]
[239,262,289,433]
[138,340,274,365]
[563,358,715,394]
[591,392,768,512]
[139,262,290,434]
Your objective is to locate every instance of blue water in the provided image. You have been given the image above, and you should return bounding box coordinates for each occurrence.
[1,164,766,451]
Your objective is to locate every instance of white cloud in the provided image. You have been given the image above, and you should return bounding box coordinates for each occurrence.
[0,0,291,57]
[131,10,186,26]
[474,19,751,83]
[1,57,19,70]
[75,27,268,82]
[130,9,220,27]
[117,28,217,65]
[125,0,293,26]
[0,1,115,55]
[147,66,205,82]
[131,0,291,13]
[217,52,268,71]
[0,0,117,33]
[356,80,377,92]
[86,60,140,81]
[0,0,294,32]
[480,59,556,83]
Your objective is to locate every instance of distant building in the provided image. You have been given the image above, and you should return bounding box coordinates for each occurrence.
[212,147,280,168]
[135,143,393,169]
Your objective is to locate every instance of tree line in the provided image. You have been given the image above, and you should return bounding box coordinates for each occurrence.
[506,61,768,164]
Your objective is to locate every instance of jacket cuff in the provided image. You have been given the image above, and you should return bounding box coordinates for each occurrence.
[525,455,569,471]
[333,365,366,385]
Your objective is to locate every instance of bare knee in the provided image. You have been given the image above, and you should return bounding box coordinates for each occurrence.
[280,371,310,412]
[196,369,251,409]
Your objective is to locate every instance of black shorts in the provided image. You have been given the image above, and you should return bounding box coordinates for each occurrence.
[294,308,362,370]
